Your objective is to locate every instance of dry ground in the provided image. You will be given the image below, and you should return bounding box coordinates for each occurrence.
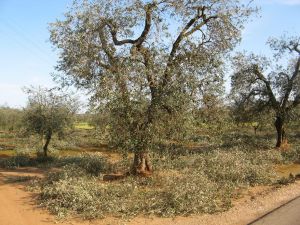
[1,168,300,225]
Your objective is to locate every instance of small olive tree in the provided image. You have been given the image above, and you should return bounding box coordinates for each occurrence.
[22,87,78,157]
[231,35,300,147]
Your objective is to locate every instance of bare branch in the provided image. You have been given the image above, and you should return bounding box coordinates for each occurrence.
[106,4,154,48]
[162,6,218,86]
[139,46,157,98]
[184,15,217,37]
[98,25,115,63]
[253,65,279,109]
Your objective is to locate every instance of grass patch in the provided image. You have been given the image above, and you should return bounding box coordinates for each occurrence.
[0,154,38,168]
[74,122,94,130]
[275,173,296,186]
[0,152,112,174]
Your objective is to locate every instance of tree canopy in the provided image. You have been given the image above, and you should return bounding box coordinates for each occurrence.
[23,87,79,156]
[50,0,256,173]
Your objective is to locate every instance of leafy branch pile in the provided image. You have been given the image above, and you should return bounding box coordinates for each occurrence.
[29,149,279,219]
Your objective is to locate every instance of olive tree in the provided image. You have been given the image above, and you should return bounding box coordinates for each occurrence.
[50,0,255,174]
[231,35,300,147]
[23,87,78,157]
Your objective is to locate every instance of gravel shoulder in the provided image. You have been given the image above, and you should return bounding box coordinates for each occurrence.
[1,168,300,225]
[249,196,300,225]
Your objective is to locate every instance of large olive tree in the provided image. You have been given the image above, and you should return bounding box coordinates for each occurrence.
[50,0,255,174]
[231,36,300,148]
[23,87,78,157]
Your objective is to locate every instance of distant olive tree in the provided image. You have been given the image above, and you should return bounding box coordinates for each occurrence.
[231,35,300,147]
[22,87,79,157]
[50,0,255,174]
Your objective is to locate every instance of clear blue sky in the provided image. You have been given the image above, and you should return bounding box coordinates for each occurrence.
[0,0,299,108]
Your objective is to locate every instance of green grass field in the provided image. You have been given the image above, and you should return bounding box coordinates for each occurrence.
[74,122,94,130]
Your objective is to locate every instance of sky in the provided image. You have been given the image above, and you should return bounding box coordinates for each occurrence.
[0,0,299,108]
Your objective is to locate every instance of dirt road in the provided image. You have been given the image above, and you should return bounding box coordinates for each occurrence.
[0,169,56,225]
[0,169,69,225]
[1,168,300,225]
[249,196,300,225]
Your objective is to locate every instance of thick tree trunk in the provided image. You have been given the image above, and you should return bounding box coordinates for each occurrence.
[43,132,52,157]
[129,94,157,176]
[275,116,286,148]
[131,151,152,175]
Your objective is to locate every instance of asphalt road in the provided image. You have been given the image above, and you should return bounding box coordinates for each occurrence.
[249,196,300,225]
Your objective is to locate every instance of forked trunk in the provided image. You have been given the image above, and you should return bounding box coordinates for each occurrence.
[131,151,152,175]
[275,116,286,148]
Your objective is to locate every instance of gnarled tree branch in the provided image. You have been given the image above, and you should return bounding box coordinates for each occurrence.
[105,3,154,49]
[162,6,218,86]
[253,65,279,109]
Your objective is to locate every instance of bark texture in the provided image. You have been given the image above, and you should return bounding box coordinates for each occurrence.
[275,116,286,148]
[131,151,152,175]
